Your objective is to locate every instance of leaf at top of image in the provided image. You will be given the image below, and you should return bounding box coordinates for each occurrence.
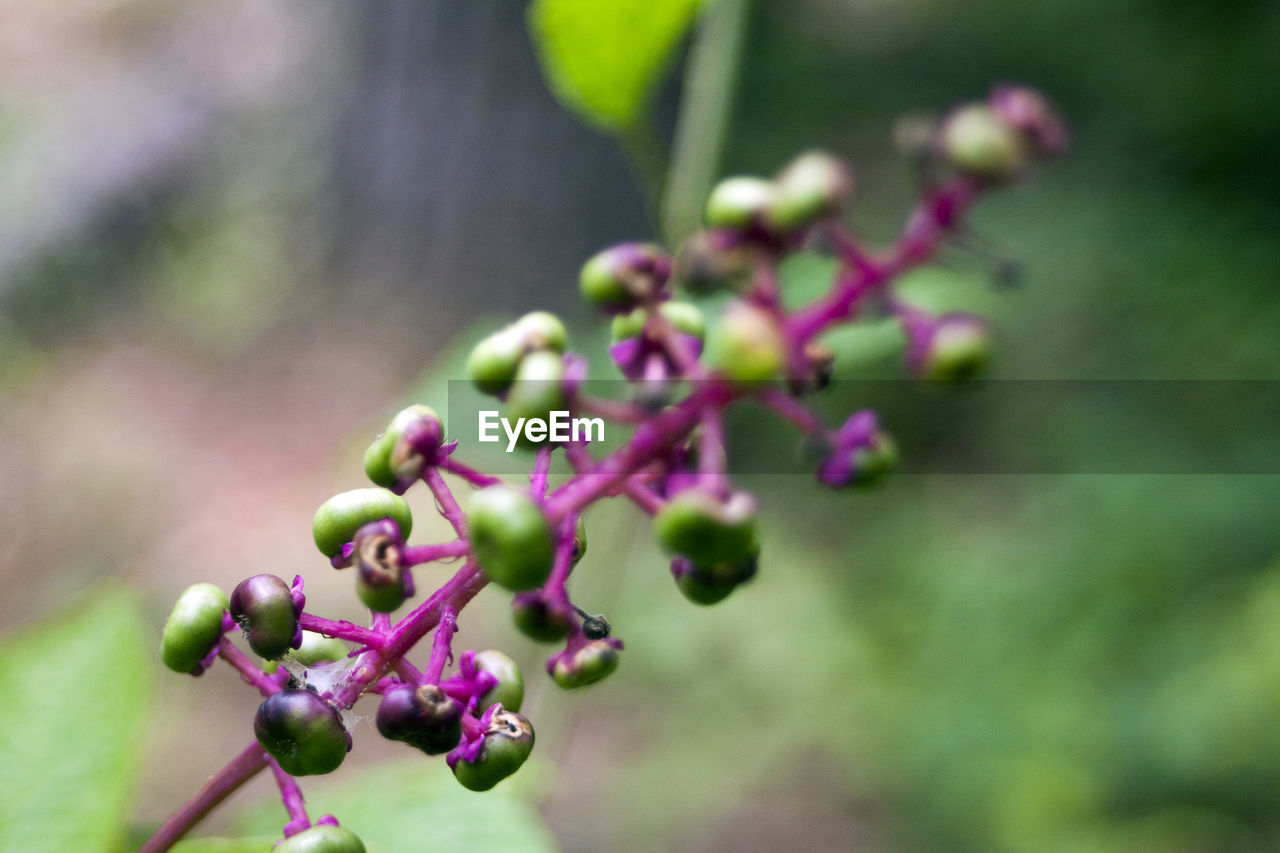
[0,587,153,853]
[528,0,705,133]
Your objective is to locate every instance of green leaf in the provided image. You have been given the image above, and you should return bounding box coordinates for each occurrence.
[233,760,557,853]
[528,0,705,133]
[0,588,153,853]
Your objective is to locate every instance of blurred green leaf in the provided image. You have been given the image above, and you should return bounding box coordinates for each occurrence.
[0,588,153,853]
[234,760,557,853]
[528,0,705,133]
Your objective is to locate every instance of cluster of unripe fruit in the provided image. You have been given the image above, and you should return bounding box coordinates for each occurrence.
[152,85,1061,852]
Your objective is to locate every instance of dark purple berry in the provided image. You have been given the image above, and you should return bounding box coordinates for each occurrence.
[375,683,463,755]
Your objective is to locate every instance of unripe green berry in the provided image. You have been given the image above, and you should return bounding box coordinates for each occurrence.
[918,315,990,382]
[160,583,229,674]
[849,431,898,486]
[672,550,759,606]
[551,640,619,689]
[705,176,775,230]
[511,593,574,643]
[610,302,706,344]
[939,104,1026,182]
[472,649,524,714]
[578,243,668,313]
[229,574,298,660]
[503,351,569,449]
[766,150,854,233]
[274,825,366,853]
[254,689,349,777]
[312,488,412,561]
[654,489,759,565]
[572,515,588,564]
[465,486,555,591]
[291,632,348,666]
[513,311,568,353]
[452,709,535,792]
[466,329,527,396]
[704,303,786,386]
[363,405,444,489]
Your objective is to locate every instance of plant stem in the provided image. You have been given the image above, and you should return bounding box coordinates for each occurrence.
[138,742,269,853]
[660,0,750,245]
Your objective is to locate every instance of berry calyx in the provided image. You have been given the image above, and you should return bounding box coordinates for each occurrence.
[375,683,463,755]
[230,574,300,660]
[451,707,535,792]
[312,488,412,561]
[654,488,759,565]
[465,486,555,591]
[274,824,366,853]
[254,689,350,777]
[160,583,229,674]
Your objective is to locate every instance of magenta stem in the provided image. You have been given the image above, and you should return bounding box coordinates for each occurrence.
[138,741,269,853]
[423,466,468,538]
[530,447,552,499]
[402,539,471,566]
[297,614,384,649]
[440,457,502,488]
[268,757,310,830]
[217,638,281,698]
[757,388,824,433]
[423,606,458,683]
[542,513,580,607]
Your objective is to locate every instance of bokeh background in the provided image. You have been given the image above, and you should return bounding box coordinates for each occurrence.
[2,1,1278,851]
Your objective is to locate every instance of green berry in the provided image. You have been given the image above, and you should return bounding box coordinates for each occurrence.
[672,549,759,606]
[503,351,569,449]
[511,592,574,643]
[920,315,990,382]
[472,649,524,714]
[290,632,348,666]
[704,303,786,386]
[229,574,298,660]
[939,104,1026,182]
[849,431,898,486]
[452,709,535,792]
[363,405,444,489]
[275,825,366,853]
[160,583,229,674]
[705,176,774,229]
[551,640,619,689]
[254,689,349,777]
[312,488,412,560]
[572,515,588,564]
[578,243,668,313]
[766,150,854,233]
[465,486,555,591]
[513,311,568,353]
[654,489,759,565]
[466,329,526,396]
[611,302,705,344]
[673,231,752,294]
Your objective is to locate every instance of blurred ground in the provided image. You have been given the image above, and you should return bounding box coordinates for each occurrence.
[2,1,1278,850]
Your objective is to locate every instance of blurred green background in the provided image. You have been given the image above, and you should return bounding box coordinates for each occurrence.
[1,1,1277,851]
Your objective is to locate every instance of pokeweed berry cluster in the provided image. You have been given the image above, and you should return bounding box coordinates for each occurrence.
[144,85,1062,853]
